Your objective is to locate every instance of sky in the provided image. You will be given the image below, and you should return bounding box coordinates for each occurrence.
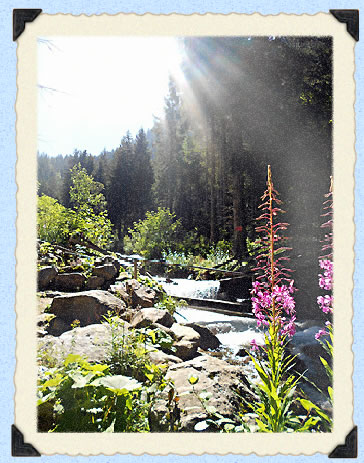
[37,37,183,157]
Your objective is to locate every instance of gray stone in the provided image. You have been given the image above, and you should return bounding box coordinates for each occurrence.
[132,287,156,308]
[38,322,130,365]
[92,264,118,281]
[131,308,174,329]
[85,276,105,290]
[47,290,126,335]
[173,340,199,361]
[147,350,183,366]
[38,266,57,291]
[54,273,86,291]
[186,323,221,350]
[166,354,252,431]
[170,323,200,343]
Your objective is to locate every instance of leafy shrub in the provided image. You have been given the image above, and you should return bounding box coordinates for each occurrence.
[38,316,178,433]
[37,165,114,248]
[123,208,183,259]
[38,196,71,244]
[37,354,150,432]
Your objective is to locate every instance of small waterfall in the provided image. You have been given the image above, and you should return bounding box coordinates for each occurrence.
[155,277,220,299]
[155,277,261,356]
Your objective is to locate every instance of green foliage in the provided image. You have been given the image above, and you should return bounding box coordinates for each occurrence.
[162,241,237,278]
[37,354,150,432]
[37,165,114,248]
[37,196,72,243]
[242,328,332,432]
[68,164,114,247]
[123,208,183,259]
[38,316,177,433]
[70,164,107,213]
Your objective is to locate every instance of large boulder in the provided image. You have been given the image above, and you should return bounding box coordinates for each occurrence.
[147,350,182,366]
[47,290,126,335]
[132,287,156,308]
[38,266,58,291]
[38,322,130,366]
[166,355,252,431]
[170,323,201,360]
[173,340,199,361]
[85,276,105,290]
[131,308,174,329]
[170,323,200,343]
[108,284,130,304]
[54,273,86,291]
[92,264,118,281]
[186,323,221,350]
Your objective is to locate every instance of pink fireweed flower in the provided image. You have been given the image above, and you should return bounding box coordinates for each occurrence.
[315,329,329,340]
[250,280,296,339]
[318,259,333,291]
[250,339,260,351]
[317,295,333,314]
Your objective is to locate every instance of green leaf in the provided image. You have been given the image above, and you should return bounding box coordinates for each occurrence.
[224,423,235,432]
[82,363,108,373]
[92,375,142,394]
[328,386,333,402]
[125,397,133,410]
[64,354,84,366]
[70,371,96,388]
[42,374,64,388]
[256,418,269,432]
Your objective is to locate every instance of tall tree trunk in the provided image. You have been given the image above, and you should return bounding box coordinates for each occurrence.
[209,146,216,243]
[232,164,248,262]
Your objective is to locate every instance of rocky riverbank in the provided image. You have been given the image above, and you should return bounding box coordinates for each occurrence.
[37,250,332,432]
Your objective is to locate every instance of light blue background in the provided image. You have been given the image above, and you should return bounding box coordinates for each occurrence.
[0,1,362,461]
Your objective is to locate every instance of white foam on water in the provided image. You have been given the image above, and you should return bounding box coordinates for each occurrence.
[155,277,220,299]
[217,329,265,352]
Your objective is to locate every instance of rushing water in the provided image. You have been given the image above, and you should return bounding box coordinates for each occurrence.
[155,277,221,299]
[155,277,264,356]
[155,277,329,407]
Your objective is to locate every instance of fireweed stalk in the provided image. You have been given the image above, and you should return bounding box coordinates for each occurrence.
[251,165,296,343]
[246,165,303,432]
[315,179,333,409]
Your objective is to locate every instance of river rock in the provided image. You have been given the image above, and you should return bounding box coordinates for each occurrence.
[92,264,118,281]
[186,323,221,350]
[131,308,174,329]
[47,290,126,335]
[173,340,199,361]
[85,276,105,290]
[54,273,86,291]
[132,287,156,308]
[166,354,252,431]
[38,266,58,291]
[147,350,183,366]
[38,322,130,366]
[108,284,130,303]
[125,279,140,293]
[170,323,200,342]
